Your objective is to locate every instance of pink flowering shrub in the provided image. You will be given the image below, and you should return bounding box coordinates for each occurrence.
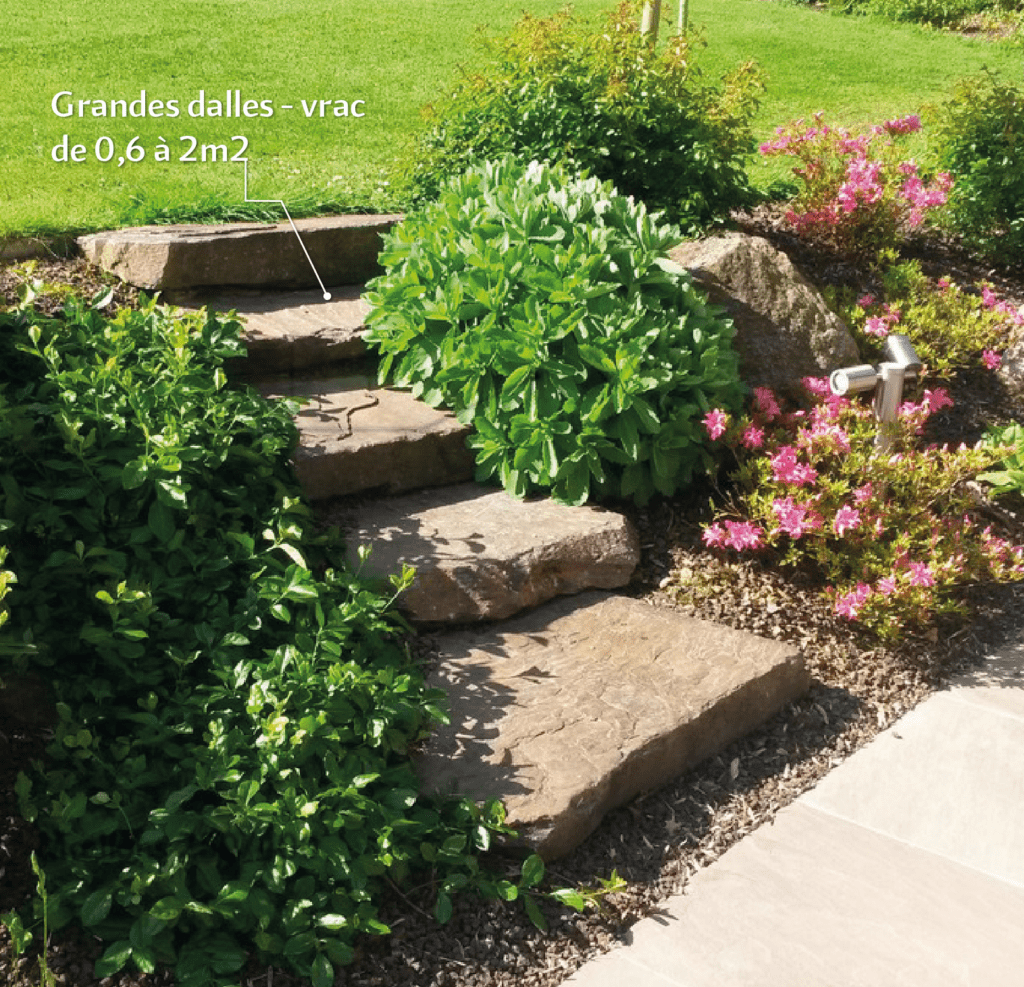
[760,113,953,256]
[701,380,1024,639]
[842,256,1023,379]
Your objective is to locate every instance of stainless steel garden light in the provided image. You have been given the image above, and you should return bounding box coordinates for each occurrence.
[830,333,923,455]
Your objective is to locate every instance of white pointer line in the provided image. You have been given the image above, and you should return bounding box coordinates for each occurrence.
[243,159,332,301]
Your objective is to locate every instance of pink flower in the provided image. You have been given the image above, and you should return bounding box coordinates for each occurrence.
[865,316,890,338]
[753,386,782,421]
[834,583,872,620]
[772,497,822,539]
[981,285,999,308]
[802,376,832,400]
[801,420,852,455]
[770,446,818,487]
[876,575,899,596]
[833,505,862,536]
[703,409,729,441]
[880,114,922,136]
[724,520,764,551]
[906,562,935,588]
[923,388,954,413]
[982,350,1002,370]
[857,293,876,308]
[741,424,765,450]
[702,523,728,548]
[853,483,874,504]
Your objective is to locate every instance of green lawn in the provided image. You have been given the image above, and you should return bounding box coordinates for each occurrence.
[1,0,1020,238]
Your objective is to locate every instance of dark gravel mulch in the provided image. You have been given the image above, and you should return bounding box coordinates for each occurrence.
[2,218,1024,987]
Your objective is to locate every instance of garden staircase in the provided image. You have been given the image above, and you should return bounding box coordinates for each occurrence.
[79,218,810,860]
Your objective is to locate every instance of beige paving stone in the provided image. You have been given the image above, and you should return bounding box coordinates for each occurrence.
[562,803,1024,987]
[417,592,808,859]
[341,484,639,623]
[802,684,1024,885]
[258,374,474,499]
[78,215,400,290]
[945,639,1024,720]
[168,285,368,374]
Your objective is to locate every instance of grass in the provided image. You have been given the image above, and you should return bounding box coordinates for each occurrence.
[2,0,1021,238]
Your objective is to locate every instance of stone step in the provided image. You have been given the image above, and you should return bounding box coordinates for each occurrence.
[415,591,809,861]
[333,483,640,624]
[256,373,475,500]
[167,285,369,376]
[78,214,400,291]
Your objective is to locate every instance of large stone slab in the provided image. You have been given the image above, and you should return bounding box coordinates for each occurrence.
[258,374,475,499]
[561,803,1024,987]
[167,285,368,375]
[342,484,640,623]
[416,592,808,860]
[669,232,860,398]
[78,215,401,290]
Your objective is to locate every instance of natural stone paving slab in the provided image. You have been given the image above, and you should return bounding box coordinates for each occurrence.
[416,592,808,860]
[257,374,475,500]
[167,285,369,375]
[78,215,400,290]
[561,802,1024,987]
[802,644,1024,886]
[341,484,640,623]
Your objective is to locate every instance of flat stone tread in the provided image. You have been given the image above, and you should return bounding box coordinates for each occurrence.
[417,591,808,859]
[339,483,639,622]
[257,374,474,499]
[80,214,402,245]
[168,286,369,372]
[78,214,402,290]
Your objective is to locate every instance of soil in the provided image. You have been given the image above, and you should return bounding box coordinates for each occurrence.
[2,214,1024,987]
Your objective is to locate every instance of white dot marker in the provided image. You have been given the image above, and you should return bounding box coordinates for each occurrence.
[323,291,332,301]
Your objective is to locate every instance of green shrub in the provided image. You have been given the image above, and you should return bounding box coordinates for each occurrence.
[700,380,1024,640]
[979,422,1024,497]
[834,255,1023,378]
[759,114,952,258]
[394,1,766,233]
[364,157,745,506]
[828,0,1021,31]
[0,285,523,986]
[927,71,1024,262]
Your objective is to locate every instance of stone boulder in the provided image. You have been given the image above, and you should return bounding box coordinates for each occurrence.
[669,233,861,398]
[998,320,1024,398]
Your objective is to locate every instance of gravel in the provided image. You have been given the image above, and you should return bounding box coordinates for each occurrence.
[2,219,1024,987]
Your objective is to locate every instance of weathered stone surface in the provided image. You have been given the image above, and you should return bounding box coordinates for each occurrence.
[341,484,640,623]
[167,285,368,375]
[998,320,1024,398]
[669,233,860,398]
[257,374,475,499]
[416,592,809,860]
[78,215,401,290]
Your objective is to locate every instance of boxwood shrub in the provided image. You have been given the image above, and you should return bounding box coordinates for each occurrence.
[364,157,746,506]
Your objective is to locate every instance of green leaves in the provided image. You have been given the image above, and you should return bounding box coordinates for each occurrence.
[366,157,744,506]
[0,292,532,985]
[394,3,764,232]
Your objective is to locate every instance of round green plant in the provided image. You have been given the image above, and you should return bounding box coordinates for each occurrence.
[363,157,745,506]
[394,2,765,234]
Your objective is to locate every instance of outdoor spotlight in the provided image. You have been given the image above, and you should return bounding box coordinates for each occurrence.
[829,334,924,454]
